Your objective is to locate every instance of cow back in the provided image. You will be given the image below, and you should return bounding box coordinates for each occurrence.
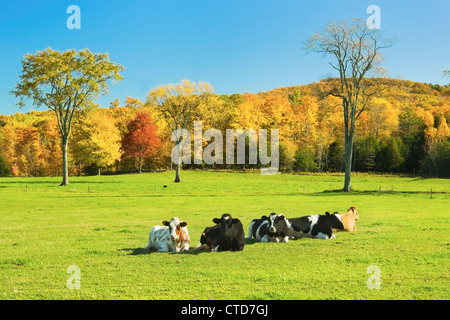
[289,216,314,234]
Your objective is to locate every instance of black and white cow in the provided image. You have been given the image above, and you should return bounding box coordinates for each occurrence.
[247,213,291,242]
[145,217,190,252]
[288,212,345,239]
[195,213,245,252]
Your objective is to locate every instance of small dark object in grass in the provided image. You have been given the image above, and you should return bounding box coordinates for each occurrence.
[163,185,167,188]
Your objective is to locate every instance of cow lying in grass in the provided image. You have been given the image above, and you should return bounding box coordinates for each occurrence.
[288,212,345,239]
[145,217,190,252]
[195,213,245,252]
[247,213,291,242]
[340,206,359,232]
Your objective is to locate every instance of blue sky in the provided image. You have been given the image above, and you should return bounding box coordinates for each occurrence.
[1,0,449,115]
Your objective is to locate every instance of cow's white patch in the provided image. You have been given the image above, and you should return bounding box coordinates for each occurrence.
[307,215,319,234]
[256,221,269,241]
[168,217,180,240]
[247,221,255,239]
[316,232,329,240]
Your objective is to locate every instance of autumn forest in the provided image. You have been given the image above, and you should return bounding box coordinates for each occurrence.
[1,77,450,178]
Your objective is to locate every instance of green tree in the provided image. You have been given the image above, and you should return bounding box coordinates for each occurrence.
[293,146,318,172]
[353,136,380,172]
[0,151,9,176]
[398,107,426,173]
[435,140,450,177]
[327,141,345,172]
[384,137,407,172]
[11,48,124,185]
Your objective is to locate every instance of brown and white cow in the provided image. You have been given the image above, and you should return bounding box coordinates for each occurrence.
[145,217,190,252]
[340,206,359,232]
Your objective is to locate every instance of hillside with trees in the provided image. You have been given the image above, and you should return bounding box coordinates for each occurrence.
[1,78,449,178]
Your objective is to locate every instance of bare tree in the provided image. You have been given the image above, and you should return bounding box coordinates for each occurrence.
[305,19,394,191]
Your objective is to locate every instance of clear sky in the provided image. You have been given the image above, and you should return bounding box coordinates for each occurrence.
[1,0,449,115]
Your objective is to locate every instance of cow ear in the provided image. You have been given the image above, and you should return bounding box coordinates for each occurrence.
[325,212,330,216]
[162,221,170,226]
[278,215,285,220]
[213,218,221,224]
[179,221,187,228]
[261,215,269,220]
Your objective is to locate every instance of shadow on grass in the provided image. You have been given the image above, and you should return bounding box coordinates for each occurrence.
[118,247,148,255]
[118,247,209,256]
[307,189,449,196]
[118,245,254,255]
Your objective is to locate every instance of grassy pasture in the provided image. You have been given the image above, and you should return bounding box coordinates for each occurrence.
[0,171,448,300]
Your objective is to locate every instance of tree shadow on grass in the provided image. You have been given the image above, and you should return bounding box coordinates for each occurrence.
[0,179,123,185]
[306,189,448,196]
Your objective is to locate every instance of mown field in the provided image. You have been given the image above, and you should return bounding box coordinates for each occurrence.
[0,171,448,300]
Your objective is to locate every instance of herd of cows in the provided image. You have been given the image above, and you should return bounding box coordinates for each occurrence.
[144,207,359,253]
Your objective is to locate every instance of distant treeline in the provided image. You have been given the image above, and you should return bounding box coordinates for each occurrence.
[1,78,449,178]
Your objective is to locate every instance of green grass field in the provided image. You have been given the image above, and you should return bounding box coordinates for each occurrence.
[0,171,449,300]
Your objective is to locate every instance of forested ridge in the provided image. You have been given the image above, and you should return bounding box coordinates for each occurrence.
[1,78,449,177]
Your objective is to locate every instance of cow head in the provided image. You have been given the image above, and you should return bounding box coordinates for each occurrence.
[341,207,359,232]
[213,213,240,233]
[162,217,188,241]
[326,212,345,231]
[261,213,289,236]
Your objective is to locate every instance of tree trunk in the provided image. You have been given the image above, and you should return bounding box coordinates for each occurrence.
[138,156,142,174]
[60,137,69,186]
[98,167,101,176]
[343,121,355,192]
[174,141,181,183]
[343,139,353,192]
[174,163,181,182]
